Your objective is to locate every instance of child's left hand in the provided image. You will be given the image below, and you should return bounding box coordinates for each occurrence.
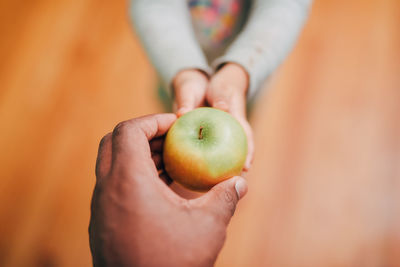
[206,63,254,171]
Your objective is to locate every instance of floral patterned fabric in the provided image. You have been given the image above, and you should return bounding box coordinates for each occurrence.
[189,0,244,48]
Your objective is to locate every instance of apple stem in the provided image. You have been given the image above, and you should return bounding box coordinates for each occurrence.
[198,126,203,140]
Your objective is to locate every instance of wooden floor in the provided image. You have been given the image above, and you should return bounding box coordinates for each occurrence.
[0,0,399,266]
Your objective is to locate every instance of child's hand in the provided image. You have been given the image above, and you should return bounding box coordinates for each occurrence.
[172,69,208,116]
[172,64,254,171]
[206,63,254,171]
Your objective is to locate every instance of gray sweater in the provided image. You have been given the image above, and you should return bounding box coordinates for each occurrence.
[130,0,312,100]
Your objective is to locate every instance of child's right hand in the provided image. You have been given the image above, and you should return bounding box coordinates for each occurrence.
[206,63,254,170]
[172,69,209,117]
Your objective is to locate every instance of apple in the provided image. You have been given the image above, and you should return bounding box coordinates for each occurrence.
[163,107,248,191]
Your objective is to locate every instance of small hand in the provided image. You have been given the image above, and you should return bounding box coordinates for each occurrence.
[89,113,248,267]
[173,69,209,116]
[206,63,254,171]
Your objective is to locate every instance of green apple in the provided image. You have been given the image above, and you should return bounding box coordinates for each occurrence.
[163,107,247,191]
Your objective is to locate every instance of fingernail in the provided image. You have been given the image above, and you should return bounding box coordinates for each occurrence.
[234,178,248,199]
[214,101,229,111]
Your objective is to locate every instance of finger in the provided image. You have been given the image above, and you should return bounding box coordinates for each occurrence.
[244,126,254,170]
[176,89,196,116]
[111,113,176,171]
[235,117,254,171]
[133,113,177,140]
[112,113,176,152]
[150,137,164,153]
[193,176,248,225]
[228,93,254,170]
[228,91,247,117]
[175,81,207,116]
[206,84,232,112]
[109,114,179,200]
[95,133,112,179]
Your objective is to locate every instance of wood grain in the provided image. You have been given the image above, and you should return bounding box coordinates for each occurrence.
[0,0,399,266]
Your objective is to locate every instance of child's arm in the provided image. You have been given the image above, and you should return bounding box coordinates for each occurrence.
[205,0,312,169]
[130,0,210,96]
[211,0,313,100]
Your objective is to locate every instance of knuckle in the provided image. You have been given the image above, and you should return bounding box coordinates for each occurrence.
[180,199,192,211]
[99,132,111,147]
[112,121,129,137]
[112,120,141,139]
[223,190,237,216]
[213,188,237,217]
[137,118,154,137]
[224,190,234,203]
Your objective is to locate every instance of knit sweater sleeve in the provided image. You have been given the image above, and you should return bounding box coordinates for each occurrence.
[129,0,211,95]
[212,0,313,99]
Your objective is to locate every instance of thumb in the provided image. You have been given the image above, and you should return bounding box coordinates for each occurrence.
[175,84,206,116]
[206,85,232,112]
[196,176,248,225]
[175,89,198,116]
[173,71,208,116]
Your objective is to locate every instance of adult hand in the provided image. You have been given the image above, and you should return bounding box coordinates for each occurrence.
[173,69,209,116]
[206,63,254,171]
[89,113,248,267]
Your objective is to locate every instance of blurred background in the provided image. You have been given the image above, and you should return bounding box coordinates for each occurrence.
[0,0,399,266]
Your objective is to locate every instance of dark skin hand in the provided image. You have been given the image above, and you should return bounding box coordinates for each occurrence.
[89,113,248,267]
